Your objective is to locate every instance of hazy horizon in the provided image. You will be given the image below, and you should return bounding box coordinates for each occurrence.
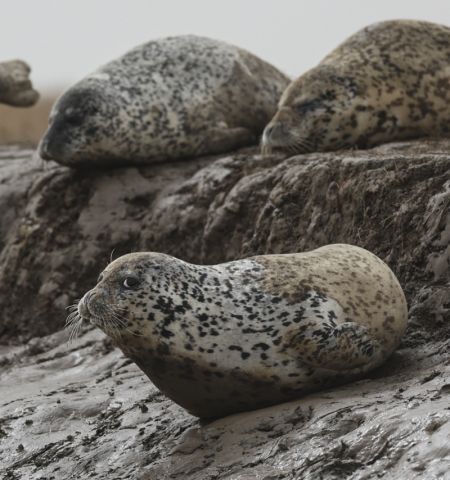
[3,0,450,93]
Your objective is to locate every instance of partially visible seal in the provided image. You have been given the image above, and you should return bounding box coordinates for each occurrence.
[262,20,450,154]
[0,60,39,107]
[39,35,289,167]
[72,244,407,418]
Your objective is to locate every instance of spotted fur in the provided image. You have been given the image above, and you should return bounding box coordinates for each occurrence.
[262,20,450,154]
[39,35,289,167]
[77,244,407,417]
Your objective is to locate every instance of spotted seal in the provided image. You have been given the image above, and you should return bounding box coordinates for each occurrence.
[262,20,450,154]
[39,35,289,168]
[71,244,407,418]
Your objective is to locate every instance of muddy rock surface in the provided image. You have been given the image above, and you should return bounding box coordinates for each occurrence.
[1,141,450,478]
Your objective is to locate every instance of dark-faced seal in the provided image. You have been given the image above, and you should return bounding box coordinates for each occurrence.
[71,244,407,418]
[262,20,450,154]
[39,35,289,168]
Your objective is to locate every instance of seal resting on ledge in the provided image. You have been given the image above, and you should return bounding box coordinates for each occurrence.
[39,35,289,168]
[262,20,450,155]
[72,244,407,418]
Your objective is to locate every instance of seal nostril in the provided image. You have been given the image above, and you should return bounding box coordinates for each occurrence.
[87,290,96,302]
[78,289,98,319]
[82,290,96,308]
[39,133,62,161]
[264,125,275,137]
[38,138,50,159]
[78,300,88,318]
[264,123,286,143]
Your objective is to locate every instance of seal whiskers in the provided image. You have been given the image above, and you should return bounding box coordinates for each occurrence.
[104,304,144,338]
[67,299,144,342]
[65,310,83,344]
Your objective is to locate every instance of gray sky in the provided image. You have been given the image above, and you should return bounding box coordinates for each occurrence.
[3,0,450,91]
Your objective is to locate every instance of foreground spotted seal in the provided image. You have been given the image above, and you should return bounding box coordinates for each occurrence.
[72,244,407,418]
[262,20,450,154]
[39,35,289,168]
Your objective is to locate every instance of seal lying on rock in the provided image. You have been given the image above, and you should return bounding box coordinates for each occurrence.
[39,35,289,168]
[262,20,450,155]
[72,244,407,418]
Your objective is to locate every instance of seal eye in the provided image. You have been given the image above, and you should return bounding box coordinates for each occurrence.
[65,110,84,126]
[293,99,323,113]
[123,276,140,289]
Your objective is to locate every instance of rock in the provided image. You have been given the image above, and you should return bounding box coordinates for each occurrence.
[0,60,39,107]
[1,140,450,478]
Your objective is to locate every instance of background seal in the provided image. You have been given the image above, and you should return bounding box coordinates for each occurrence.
[39,35,289,167]
[262,20,450,154]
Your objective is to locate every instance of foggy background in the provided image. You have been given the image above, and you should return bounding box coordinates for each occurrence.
[3,0,450,91]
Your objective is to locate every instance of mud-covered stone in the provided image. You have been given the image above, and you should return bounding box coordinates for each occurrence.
[0,325,448,479]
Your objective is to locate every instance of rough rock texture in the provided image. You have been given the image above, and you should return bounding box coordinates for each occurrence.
[1,141,450,478]
[1,328,448,480]
[0,60,39,107]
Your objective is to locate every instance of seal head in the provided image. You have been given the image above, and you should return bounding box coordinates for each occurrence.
[262,65,359,154]
[40,80,119,165]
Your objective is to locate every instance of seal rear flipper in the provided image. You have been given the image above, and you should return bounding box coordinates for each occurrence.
[286,320,384,372]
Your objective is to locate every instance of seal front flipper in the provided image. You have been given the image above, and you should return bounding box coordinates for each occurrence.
[285,319,384,372]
